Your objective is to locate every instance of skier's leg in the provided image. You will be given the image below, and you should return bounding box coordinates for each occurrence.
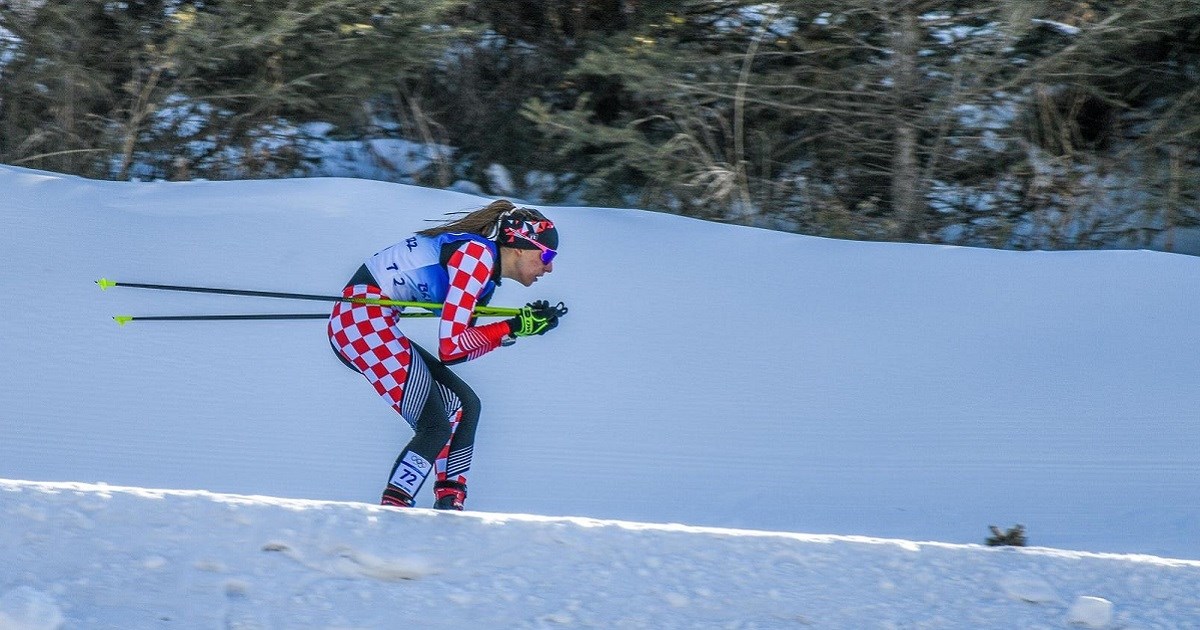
[380,352,453,506]
[328,287,451,506]
[433,408,461,478]
[412,344,480,509]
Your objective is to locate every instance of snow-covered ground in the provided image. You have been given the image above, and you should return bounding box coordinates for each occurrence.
[1,164,1198,627]
[5,479,1198,629]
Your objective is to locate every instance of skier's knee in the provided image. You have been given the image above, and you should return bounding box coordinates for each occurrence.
[459,387,481,424]
[416,414,453,447]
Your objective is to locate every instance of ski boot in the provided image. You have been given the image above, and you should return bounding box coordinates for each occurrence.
[432,480,467,511]
[381,484,415,508]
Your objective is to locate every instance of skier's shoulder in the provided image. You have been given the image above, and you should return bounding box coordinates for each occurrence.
[436,232,497,267]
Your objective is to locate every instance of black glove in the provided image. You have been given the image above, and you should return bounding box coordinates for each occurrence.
[507,300,568,337]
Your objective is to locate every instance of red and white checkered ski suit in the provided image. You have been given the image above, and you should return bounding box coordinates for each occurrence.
[328,233,512,506]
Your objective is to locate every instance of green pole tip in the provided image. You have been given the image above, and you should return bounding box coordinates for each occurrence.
[113,315,133,326]
[97,278,117,290]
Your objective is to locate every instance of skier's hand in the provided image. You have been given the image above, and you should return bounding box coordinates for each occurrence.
[507,300,567,337]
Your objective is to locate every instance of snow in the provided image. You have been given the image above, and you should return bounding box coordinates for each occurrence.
[1067,596,1114,628]
[1,164,1199,627]
[4,481,1199,629]
[1031,19,1082,37]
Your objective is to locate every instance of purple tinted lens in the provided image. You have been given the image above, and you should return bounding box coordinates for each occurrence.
[541,249,556,264]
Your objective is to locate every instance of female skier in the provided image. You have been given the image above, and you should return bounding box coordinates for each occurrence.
[328,200,566,510]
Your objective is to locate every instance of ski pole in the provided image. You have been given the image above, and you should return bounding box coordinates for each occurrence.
[110,312,439,326]
[96,278,522,317]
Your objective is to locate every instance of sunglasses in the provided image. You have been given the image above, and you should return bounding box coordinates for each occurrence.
[505,227,557,264]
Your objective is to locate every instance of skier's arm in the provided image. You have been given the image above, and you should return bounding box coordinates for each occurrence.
[438,241,513,364]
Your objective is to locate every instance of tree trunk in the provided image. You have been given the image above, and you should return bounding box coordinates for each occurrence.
[890,6,924,242]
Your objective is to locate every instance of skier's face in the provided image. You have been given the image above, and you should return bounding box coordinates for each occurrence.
[506,247,554,287]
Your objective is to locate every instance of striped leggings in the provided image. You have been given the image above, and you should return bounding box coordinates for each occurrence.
[328,285,480,501]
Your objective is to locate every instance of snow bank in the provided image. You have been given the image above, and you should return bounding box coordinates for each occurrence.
[3,479,1198,629]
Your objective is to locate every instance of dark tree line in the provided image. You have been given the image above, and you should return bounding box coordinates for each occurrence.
[2,0,1197,252]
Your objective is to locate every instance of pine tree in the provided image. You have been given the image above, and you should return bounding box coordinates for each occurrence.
[0,0,465,180]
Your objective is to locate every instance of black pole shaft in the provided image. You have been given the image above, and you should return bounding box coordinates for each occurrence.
[108,281,354,304]
[98,278,520,317]
[116,312,436,323]
[122,314,330,322]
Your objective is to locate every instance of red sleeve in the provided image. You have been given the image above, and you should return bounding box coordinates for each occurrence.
[438,241,512,363]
